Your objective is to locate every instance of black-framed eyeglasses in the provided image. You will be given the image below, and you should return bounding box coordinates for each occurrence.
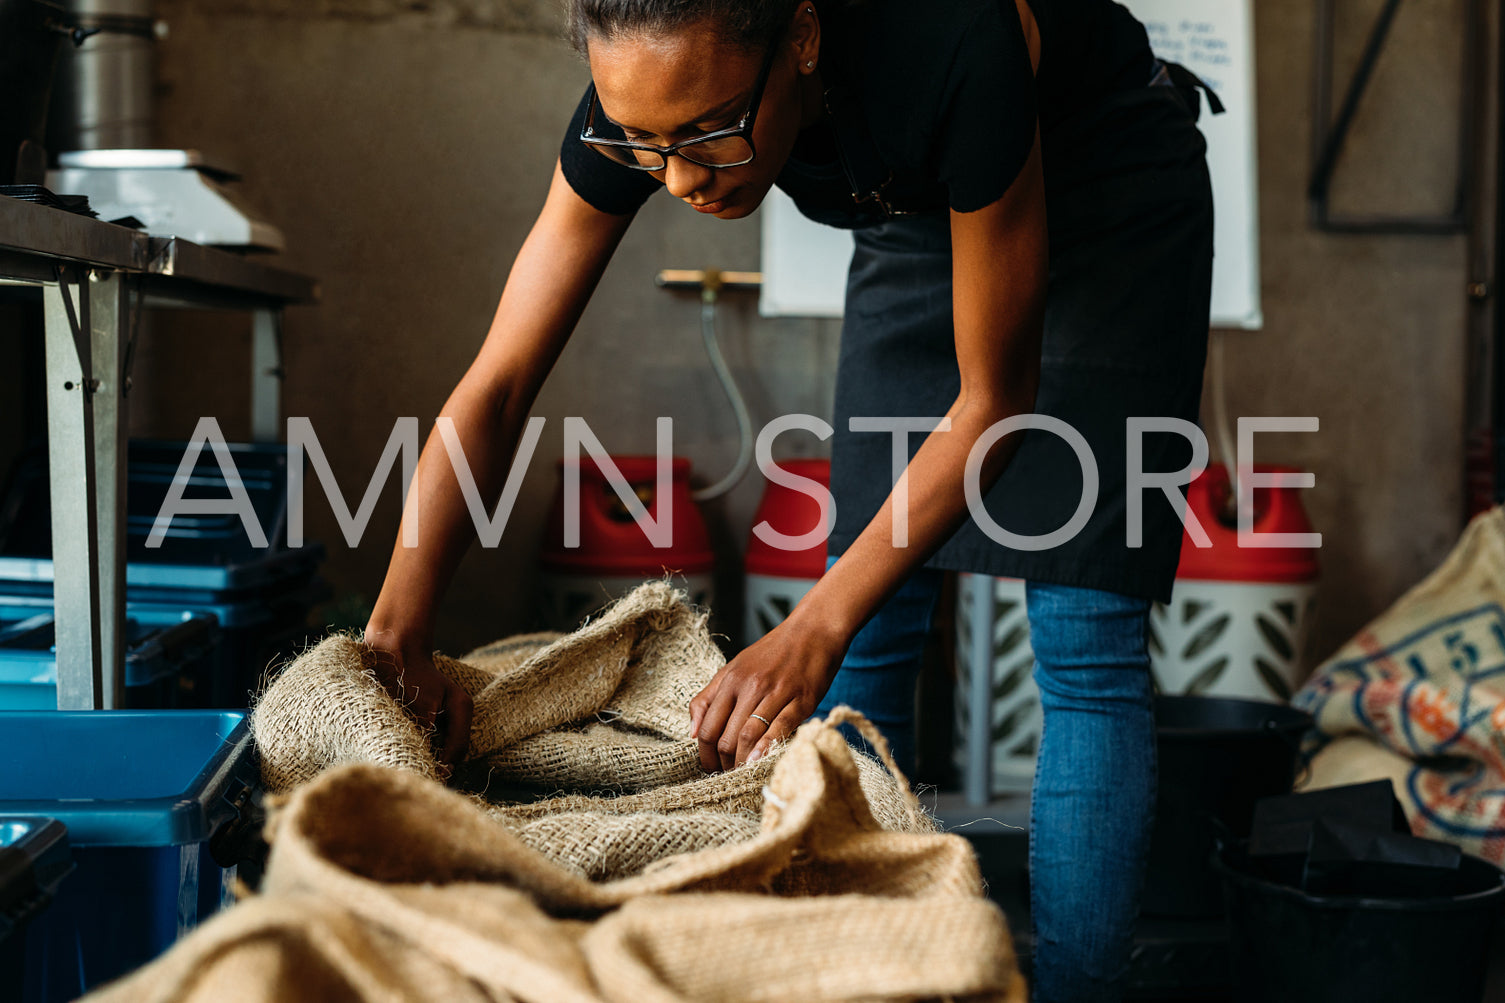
[579,37,781,171]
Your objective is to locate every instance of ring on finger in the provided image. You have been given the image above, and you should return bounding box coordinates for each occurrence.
[750,713,773,727]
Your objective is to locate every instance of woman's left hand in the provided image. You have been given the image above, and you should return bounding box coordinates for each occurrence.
[689,618,848,772]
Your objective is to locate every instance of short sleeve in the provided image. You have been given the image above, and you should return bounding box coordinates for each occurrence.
[933,2,1039,213]
[559,87,662,216]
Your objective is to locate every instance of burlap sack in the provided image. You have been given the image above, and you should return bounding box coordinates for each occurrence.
[1300,735,1415,799]
[255,582,936,882]
[86,709,1024,1003]
[254,582,720,794]
[1295,507,1505,863]
[462,634,562,673]
[485,743,930,837]
[510,812,763,881]
[475,728,706,794]
[209,583,1025,1001]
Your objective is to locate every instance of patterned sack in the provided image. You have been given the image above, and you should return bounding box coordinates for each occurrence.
[1295,507,1505,863]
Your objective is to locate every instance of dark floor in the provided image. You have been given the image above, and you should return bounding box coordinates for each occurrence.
[932,793,1505,1003]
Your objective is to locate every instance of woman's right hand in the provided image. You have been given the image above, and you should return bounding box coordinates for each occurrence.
[362,627,474,769]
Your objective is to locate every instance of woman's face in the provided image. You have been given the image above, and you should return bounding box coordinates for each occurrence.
[585,12,821,220]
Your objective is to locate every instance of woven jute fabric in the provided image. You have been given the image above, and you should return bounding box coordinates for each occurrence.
[485,743,928,838]
[253,582,724,794]
[117,583,1029,1001]
[253,581,929,840]
[88,708,1025,1002]
[509,812,763,881]
[478,728,706,793]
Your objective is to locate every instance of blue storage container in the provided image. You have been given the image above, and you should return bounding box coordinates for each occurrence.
[0,440,324,598]
[0,584,322,709]
[0,605,218,710]
[126,583,328,706]
[0,711,260,1002]
[0,440,327,709]
[0,818,74,994]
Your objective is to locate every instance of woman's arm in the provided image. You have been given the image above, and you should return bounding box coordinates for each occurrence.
[364,161,635,766]
[689,131,1049,771]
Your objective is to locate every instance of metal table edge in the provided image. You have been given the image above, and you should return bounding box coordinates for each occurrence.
[147,236,319,306]
[0,197,148,275]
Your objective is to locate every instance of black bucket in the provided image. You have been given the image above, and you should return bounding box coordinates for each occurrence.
[1142,695,1314,917]
[1215,841,1505,1002]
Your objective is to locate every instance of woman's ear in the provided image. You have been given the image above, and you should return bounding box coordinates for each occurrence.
[790,4,821,74]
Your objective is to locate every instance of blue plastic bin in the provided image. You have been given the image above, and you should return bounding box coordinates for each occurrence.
[0,585,320,709]
[120,584,327,705]
[0,440,324,597]
[0,818,74,997]
[0,440,326,710]
[0,605,218,710]
[0,711,260,1002]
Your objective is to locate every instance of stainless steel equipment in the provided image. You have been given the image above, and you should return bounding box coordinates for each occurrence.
[49,0,156,151]
[48,149,286,251]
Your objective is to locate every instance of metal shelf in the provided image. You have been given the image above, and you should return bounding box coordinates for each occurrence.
[144,235,318,309]
[0,193,318,710]
[0,197,146,280]
[0,197,318,303]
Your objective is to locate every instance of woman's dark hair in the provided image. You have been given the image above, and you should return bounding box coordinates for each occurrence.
[564,0,804,54]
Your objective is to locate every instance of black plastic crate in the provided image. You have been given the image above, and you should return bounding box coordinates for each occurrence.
[0,817,73,995]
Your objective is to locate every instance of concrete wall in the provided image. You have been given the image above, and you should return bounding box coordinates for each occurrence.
[1215,0,1486,664]
[129,0,1492,668]
[136,0,839,653]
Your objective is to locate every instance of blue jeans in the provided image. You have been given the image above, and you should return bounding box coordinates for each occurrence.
[817,566,1156,1003]
[814,563,945,775]
[1024,580,1156,1002]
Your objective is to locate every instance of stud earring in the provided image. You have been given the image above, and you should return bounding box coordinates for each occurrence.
[806,60,815,69]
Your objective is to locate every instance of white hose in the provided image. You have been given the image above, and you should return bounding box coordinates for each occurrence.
[691,289,755,502]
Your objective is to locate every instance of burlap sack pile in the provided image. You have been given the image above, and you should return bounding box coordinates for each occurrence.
[252,581,932,878]
[88,701,1025,1001]
[1295,507,1505,864]
[119,580,1027,1001]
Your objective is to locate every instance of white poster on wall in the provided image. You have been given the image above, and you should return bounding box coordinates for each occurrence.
[758,189,854,318]
[760,0,1261,329]
[1126,0,1262,329]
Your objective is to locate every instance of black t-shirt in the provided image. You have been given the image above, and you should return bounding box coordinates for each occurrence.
[559,0,1154,227]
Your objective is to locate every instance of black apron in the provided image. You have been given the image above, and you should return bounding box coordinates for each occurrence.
[827,73,1216,604]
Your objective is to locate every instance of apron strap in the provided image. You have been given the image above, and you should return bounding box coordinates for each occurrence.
[1157,59,1227,116]
[822,75,897,211]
